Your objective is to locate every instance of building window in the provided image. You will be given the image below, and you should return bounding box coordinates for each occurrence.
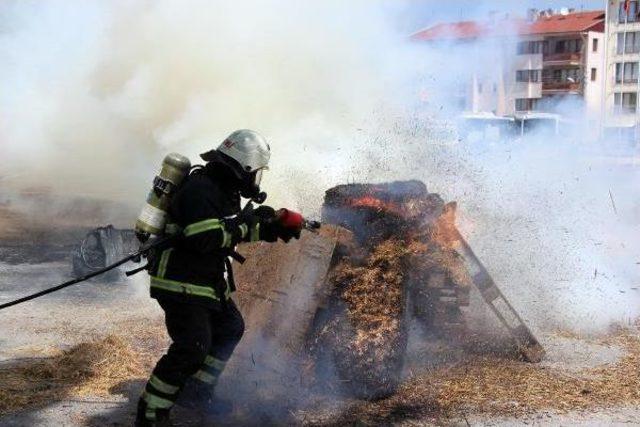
[516,40,544,55]
[593,38,598,52]
[493,83,497,93]
[554,39,582,54]
[619,1,639,23]
[617,31,640,54]
[591,68,597,81]
[516,69,542,82]
[478,83,483,93]
[515,98,538,112]
[616,62,639,83]
[614,92,638,113]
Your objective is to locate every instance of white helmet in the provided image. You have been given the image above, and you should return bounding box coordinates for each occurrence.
[200,129,271,198]
[201,129,270,172]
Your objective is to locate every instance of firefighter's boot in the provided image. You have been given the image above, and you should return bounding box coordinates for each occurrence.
[135,397,173,427]
[176,378,233,416]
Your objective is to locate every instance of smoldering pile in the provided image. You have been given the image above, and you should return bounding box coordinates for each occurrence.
[309,181,472,399]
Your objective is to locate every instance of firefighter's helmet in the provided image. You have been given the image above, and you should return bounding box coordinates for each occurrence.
[201,129,270,172]
[200,129,271,198]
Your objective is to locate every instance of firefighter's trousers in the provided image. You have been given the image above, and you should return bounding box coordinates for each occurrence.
[140,298,245,418]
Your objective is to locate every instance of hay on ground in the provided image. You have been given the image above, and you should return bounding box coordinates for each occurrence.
[302,330,640,425]
[0,332,160,414]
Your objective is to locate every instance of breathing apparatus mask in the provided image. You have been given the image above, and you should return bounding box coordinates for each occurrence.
[238,163,266,200]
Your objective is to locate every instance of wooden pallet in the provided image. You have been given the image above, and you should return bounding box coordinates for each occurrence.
[444,203,545,363]
[220,226,351,400]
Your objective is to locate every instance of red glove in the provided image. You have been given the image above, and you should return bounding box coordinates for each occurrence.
[272,209,303,242]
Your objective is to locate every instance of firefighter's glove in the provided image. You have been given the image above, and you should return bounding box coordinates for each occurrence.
[250,207,292,243]
[239,205,278,243]
[254,205,277,221]
[271,209,303,243]
[257,220,281,243]
[242,205,301,243]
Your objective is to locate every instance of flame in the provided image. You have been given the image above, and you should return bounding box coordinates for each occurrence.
[349,196,404,216]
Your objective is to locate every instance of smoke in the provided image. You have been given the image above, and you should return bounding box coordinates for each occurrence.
[455,137,640,335]
[2,2,640,424]
[407,19,640,335]
[0,0,416,208]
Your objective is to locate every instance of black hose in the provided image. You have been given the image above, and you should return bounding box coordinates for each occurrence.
[0,253,139,311]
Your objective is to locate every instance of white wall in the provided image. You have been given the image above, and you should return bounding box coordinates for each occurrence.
[465,40,511,115]
[584,31,604,131]
[505,37,544,115]
[604,0,640,129]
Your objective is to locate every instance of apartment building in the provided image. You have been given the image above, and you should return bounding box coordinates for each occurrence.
[604,0,640,139]
[412,9,605,129]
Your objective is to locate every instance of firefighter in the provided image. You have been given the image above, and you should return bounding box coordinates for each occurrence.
[135,129,300,426]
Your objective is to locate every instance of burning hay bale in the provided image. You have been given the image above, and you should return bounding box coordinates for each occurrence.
[311,181,472,399]
[314,239,409,399]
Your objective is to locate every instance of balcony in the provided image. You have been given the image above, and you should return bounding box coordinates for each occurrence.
[541,80,582,93]
[615,79,640,86]
[543,52,582,65]
[613,106,637,115]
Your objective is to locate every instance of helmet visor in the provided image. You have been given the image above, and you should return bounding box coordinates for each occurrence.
[254,168,265,187]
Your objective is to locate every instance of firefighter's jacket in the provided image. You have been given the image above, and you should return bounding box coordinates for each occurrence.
[148,165,259,308]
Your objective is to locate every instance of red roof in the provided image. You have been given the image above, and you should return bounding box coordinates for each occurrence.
[412,10,605,41]
[521,11,605,35]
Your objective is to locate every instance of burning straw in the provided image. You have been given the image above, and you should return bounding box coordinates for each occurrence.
[335,239,406,350]
[312,181,473,399]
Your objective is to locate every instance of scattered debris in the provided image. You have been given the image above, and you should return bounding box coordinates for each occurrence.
[609,189,618,215]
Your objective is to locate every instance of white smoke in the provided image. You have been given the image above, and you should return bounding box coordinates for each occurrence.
[454,138,640,335]
[0,0,415,207]
[408,18,640,335]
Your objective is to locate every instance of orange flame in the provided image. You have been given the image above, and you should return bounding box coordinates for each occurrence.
[349,196,404,216]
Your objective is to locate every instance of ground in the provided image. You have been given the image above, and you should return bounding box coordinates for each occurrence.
[1,257,639,426]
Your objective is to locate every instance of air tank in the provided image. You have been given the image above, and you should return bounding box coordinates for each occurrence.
[135,153,191,240]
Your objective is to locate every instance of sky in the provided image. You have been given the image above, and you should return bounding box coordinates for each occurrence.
[403,0,605,32]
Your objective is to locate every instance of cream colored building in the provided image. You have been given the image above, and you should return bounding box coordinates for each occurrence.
[413,9,605,134]
[604,0,640,140]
